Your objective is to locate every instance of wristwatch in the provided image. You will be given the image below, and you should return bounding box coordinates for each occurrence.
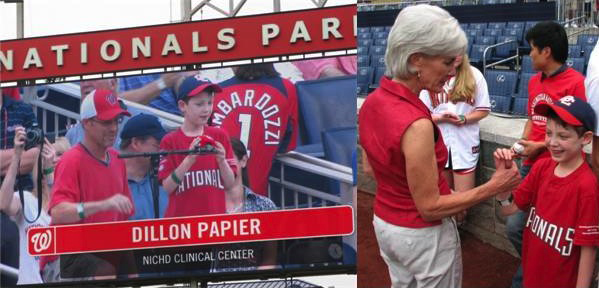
[76,202,85,219]
[497,196,513,207]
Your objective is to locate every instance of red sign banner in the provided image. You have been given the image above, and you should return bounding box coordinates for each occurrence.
[0,5,356,84]
[28,206,354,256]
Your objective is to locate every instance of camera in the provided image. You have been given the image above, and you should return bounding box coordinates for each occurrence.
[24,123,44,151]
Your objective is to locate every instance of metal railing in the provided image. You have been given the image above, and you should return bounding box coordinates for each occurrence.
[557,0,597,27]
[482,40,520,74]
[0,263,18,281]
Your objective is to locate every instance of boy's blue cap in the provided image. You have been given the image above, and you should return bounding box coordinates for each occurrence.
[120,113,167,141]
[534,96,596,132]
[177,75,222,100]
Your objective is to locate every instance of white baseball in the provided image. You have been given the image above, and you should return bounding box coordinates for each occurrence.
[512,143,524,155]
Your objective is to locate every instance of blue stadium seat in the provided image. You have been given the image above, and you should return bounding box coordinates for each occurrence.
[488,22,506,30]
[517,72,536,98]
[373,32,388,39]
[384,26,392,32]
[565,57,585,74]
[322,127,357,195]
[370,54,386,67]
[374,38,387,46]
[476,35,496,45]
[525,21,538,32]
[495,36,517,58]
[357,46,369,55]
[512,98,528,115]
[358,67,374,89]
[503,28,523,44]
[370,45,386,56]
[296,76,357,147]
[578,34,599,47]
[490,95,511,113]
[585,44,595,68]
[358,39,373,48]
[373,67,386,88]
[470,44,492,63]
[485,69,518,98]
[371,26,386,33]
[470,23,488,30]
[357,55,369,67]
[484,28,503,37]
[466,29,483,40]
[358,27,371,34]
[358,32,372,40]
[507,21,525,30]
[568,45,582,58]
[521,55,535,73]
[357,83,368,95]
[460,23,469,31]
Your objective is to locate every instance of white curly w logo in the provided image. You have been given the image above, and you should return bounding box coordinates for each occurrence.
[31,230,52,253]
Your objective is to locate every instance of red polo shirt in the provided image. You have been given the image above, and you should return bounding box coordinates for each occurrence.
[359,77,451,228]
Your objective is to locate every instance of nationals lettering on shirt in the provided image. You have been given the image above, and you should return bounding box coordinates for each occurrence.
[214,76,298,196]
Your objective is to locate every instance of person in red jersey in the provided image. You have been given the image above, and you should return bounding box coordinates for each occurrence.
[495,96,599,288]
[214,63,298,196]
[506,21,587,288]
[358,4,520,287]
[158,75,237,217]
[42,89,135,281]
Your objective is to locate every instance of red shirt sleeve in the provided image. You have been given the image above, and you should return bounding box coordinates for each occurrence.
[283,78,298,151]
[158,133,177,183]
[573,175,599,246]
[513,160,544,211]
[48,152,81,216]
[571,77,587,101]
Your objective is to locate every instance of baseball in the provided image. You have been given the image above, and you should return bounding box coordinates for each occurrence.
[512,143,524,155]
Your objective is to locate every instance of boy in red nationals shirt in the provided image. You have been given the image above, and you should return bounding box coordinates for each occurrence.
[495,96,599,288]
[158,75,237,217]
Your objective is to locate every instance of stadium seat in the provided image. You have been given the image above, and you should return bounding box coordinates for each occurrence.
[488,22,506,30]
[521,55,535,73]
[466,29,483,40]
[486,69,518,98]
[476,35,496,45]
[565,57,585,74]
[357,55,369,67]
[322,127,357,195]
[358,27,371,34]
[357,46,368,55]
[507,21,525,30]
[373,32,388,39]
[358,32,372,40]
[358,39,373,48]
[503,28,523,44]
[484,28,503,37]
[481,0,500,4]
[495,36,517,58]
[512,98,528,115]
[568,45,582,58]
[470,23,488,30]
[578,34,599,47]
[371,26,386,33]
[372,67,386,88]
[296,75,357,146]
[374,38,387,46]
[460,23,469,31]
[358,82,368,95]
[384,26,392,32]
[370,54,386,67]
[517,72,536,98]
[470,44,492,63]
[370,45,386,56]
[489,95,511,113]
[358,67,374,89]
[585,44,595,67]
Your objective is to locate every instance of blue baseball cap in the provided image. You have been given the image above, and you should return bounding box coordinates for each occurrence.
[177,75,222,100]
[534,96,596,132]
[120,113,167,141]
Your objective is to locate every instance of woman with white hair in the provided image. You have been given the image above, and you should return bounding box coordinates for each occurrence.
[358,4,521,287]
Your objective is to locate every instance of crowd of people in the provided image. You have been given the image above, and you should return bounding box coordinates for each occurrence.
[0,58,357,284]
[360,3,599,288]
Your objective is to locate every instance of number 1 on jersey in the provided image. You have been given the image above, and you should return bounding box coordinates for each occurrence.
[238,113,252,157]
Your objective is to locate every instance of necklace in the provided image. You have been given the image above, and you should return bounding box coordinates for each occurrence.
[227,202,244,213]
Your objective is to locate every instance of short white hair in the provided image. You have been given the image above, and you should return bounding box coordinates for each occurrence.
[385,4,467,79]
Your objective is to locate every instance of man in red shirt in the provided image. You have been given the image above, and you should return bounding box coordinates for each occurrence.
[507,21,586,287]
[42,89,134,281]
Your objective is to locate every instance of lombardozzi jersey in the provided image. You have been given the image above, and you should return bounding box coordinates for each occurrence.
[214,76,298,196]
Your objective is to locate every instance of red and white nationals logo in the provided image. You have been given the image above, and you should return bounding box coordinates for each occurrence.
[28,228,54,255]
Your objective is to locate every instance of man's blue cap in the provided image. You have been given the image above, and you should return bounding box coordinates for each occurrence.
[120,113,167,141]
[177,75,222,100]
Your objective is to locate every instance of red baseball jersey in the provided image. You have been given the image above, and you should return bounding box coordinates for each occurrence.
[158,126,237,217]
[514,158,599,288]
[48,145,134,223]
[214,76,298,196]
[526,68,586,166]
[359,76,451,228]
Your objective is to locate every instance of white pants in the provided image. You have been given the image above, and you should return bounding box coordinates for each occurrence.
[373,215,462,288]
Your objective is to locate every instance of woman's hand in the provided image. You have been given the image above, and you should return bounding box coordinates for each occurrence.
[13,126,25,157]
[41,138,56,170]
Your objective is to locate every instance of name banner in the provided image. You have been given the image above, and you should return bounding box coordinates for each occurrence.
[0,5,356,84]
[28,206,354,256]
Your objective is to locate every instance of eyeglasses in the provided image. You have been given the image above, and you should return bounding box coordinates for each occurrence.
[91,116,124,126]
